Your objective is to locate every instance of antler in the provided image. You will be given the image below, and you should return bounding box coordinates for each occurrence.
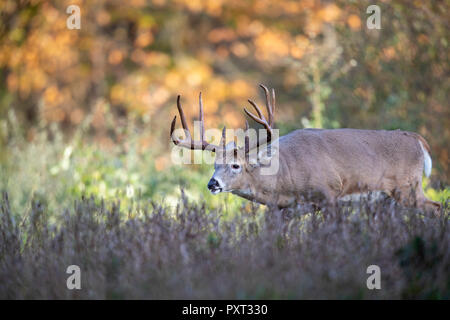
[170,93,222,152]
[243,84,276,151]
[170,84,277,156]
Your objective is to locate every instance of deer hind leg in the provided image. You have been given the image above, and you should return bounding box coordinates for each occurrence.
[392,184,441,214]
[415,189,441,213]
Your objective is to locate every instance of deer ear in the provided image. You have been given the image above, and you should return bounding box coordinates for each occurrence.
[257,145,278,166]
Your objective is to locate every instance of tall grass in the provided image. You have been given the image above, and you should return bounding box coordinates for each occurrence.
[0,191,449,299]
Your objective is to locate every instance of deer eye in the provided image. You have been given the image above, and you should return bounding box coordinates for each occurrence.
[231,164,240,170]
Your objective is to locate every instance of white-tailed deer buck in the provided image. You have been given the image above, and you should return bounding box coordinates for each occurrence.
[170,84,440,211]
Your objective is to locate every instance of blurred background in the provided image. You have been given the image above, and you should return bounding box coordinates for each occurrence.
[0,0,448,214]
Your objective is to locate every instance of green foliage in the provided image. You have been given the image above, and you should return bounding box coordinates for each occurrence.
[425,186,450,206]
[0,112,247,217]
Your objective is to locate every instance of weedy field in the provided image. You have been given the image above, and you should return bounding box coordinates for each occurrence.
[0,191,448,299]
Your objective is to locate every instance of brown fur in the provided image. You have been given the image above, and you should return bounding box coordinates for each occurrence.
[212,128,440,211]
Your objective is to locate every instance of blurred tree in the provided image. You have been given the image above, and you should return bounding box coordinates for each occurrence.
[0,0,448,181]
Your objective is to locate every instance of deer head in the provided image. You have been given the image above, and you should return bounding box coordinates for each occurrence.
[170,84,277,195]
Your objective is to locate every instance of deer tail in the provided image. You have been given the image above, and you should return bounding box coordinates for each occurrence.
[419,139,432,177]
[401,131,432,177]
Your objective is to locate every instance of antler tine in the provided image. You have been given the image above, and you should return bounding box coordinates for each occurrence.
[170,116,178,144]
[244,105,272,134]
[271,88,275,125]
[247,99,264,119]
[260,84,271,110]
[244,120,250,154]
[219,126,227,152]
[259,84,274,127]
[177,95,191,139]
[245,99,269,125]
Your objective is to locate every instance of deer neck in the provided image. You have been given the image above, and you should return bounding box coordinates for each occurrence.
[231,188,255,201]
[231,166,285,205]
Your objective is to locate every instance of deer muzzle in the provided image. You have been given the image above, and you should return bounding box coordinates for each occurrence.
[207,178,222,194]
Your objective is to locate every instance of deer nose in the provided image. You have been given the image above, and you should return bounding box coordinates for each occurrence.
[208,178,219,190]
